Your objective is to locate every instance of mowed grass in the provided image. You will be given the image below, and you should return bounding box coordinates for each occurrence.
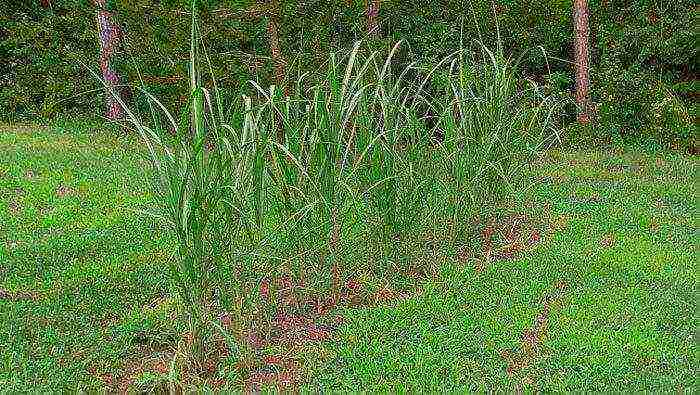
[0,124,172,391]
[0,124,697,391]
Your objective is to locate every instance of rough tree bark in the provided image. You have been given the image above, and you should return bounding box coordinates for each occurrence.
[94,0,124,120]
[266,1,288,143]
[267,1,288,96]
[573,0,592,124]
[366,0,380,37]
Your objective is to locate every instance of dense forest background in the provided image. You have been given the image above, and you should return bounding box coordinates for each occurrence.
[1,0,697,147]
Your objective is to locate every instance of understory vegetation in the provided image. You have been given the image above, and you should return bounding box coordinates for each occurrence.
[2,0,697,148]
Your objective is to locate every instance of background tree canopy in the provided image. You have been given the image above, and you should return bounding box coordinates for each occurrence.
[1,0,697,146]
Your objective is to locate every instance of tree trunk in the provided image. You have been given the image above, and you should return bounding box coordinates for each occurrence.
[94,0,124,120]
[367,0,380,37]
[267,12,287,96]
[573,0,591,124]
[266,2,287,143]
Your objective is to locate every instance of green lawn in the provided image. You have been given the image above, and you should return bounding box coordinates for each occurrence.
[0,124,696,391]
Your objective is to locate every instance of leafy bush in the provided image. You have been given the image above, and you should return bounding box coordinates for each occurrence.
[0,1,96,119]
[587,0,697,148]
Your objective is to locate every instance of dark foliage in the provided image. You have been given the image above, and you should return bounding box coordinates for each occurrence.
[1,0,696,147]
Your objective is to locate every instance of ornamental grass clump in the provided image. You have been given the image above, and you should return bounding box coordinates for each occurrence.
[91,4,563,379]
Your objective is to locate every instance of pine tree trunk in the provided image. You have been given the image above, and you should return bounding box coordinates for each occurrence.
[266,2,287,143]
[94,0,124,120]
[267,13,287,95]
[573,0,591,124]
[367,0,380,37]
